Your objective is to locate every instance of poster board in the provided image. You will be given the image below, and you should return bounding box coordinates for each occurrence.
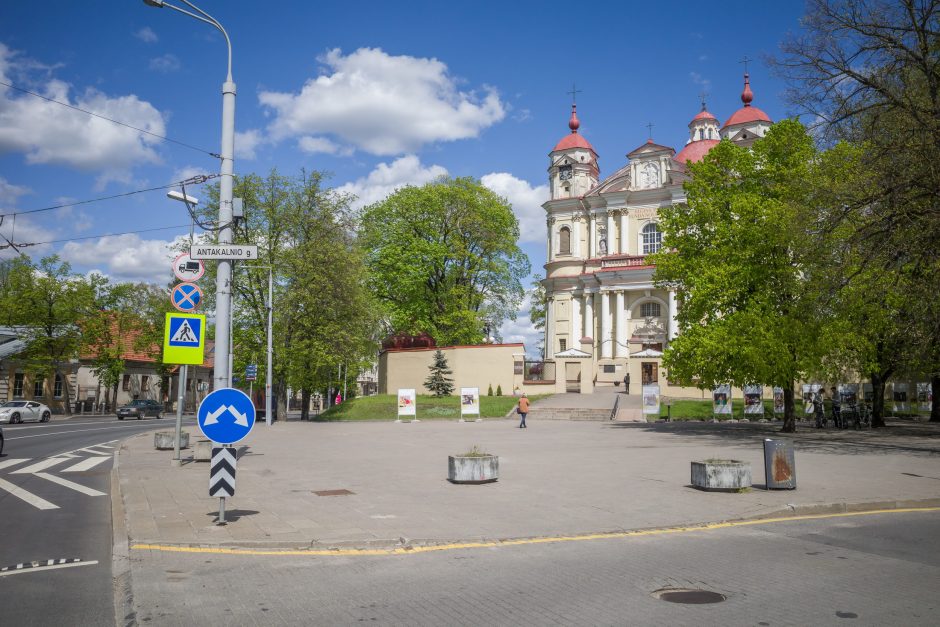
[397,389,416,420]
[712,384,732,415]
[893,383,909,412]
[642,385,660,415]
[917,382,932,411]
[460,387,480,419]
[838,383,858,406]
[802,384,822,415]
[743,385,763,415]
[772,387,785,414]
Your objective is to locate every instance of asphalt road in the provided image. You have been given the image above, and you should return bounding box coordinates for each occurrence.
[0,415,195,627]
[130,509,940,625]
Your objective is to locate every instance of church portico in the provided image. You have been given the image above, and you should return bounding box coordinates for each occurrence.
[541,75,773,394]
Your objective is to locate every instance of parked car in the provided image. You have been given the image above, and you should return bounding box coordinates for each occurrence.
[117,399,163,420]
[0,400,51,424]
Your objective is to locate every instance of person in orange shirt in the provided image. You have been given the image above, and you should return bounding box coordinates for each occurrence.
[517,393,529,428]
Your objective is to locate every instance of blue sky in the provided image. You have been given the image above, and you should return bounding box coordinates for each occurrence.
[0,0,807,350]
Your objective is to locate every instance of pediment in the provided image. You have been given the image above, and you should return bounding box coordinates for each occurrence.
[555,348,592,359]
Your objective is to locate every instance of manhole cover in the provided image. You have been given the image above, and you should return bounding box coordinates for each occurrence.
[653,588,726,604]
[314,489,354,497]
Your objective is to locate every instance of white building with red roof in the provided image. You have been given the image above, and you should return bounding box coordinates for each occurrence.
[541,74,773,394]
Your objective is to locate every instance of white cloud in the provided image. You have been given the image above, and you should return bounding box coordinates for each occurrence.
[336,155,447,210]
[297,135,350,156]
[690,71,711,92]
[235,129,262,160]
[0,215,56,261]
[0,176,30,205]
[259,47,506,155]
[135,27,158,44]
[59,232,190,284]
[480,173,547,244]
[148,53,180,73]
[0,42,165,177]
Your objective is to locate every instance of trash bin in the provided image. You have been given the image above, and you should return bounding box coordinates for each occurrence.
[763,438,796,489]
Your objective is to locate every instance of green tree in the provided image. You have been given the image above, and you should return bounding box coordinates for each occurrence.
[425,349,454,396]
[359,177,530,346]
[528,274,547,358]
[652,120,824,432]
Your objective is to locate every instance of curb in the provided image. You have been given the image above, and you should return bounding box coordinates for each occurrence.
[126,497,940,554]
[111,441,137,627]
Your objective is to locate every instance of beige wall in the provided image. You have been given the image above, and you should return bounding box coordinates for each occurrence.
[378,345,524,396]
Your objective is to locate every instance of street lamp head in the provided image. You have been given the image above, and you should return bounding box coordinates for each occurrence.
[167,190,199,205]
[142,0,165,7]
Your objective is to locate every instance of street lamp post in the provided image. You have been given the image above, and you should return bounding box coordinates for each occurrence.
[144,0,235,390]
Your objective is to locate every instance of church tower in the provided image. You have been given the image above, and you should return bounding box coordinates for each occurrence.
[721,72,772,147]
[548,104,599,200]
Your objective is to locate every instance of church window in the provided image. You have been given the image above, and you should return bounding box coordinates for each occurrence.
[559,339,567,352]
[641,302,662,318]
[559,227,571,254]
[696,128,701,140]
[641,222,662,254]
[33,378,44,397]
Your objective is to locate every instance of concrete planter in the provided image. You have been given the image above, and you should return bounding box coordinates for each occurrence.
[448,455,499,484]
[691,459,751,491]
[194,439,213,462]
[154,430,189,451]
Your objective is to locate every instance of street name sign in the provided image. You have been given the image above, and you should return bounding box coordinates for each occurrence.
[209,447,236,497]
[173,252,205,282]
[197,387,256,444]
[162,313,206,365]
[170,282,203,312]
[190,244,258,260]
[245,364,257,381]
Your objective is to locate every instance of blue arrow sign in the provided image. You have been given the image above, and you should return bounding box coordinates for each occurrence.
[171,282,203,313]
[197,388,256,444]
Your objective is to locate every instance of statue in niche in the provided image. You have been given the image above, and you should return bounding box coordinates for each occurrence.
[598,226,608,255]
[641,162,660,189]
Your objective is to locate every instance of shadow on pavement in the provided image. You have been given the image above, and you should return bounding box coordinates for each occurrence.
[206,509,259,523]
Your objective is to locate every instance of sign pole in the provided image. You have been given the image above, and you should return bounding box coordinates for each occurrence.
[174,364,188,461]
[218,496,226,524]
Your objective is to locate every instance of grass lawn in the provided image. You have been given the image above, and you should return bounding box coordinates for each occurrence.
[315,394,553,421]
[656,399,778,421]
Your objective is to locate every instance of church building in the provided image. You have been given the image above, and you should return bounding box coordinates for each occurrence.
[541,73,772,394]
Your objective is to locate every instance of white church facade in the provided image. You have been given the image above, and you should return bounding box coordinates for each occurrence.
[541,73,772,394]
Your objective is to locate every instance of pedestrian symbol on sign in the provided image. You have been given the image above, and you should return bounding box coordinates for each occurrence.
[169,318,201,346]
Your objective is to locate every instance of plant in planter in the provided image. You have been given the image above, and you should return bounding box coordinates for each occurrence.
[448,445,499,484]
[690,458,751,491]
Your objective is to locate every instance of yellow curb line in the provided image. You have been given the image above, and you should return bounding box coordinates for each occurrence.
[130,506,940,557]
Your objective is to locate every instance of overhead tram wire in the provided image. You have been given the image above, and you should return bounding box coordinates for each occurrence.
[0,223,195,251]
[0,174,220,220]
[0,79,220,158]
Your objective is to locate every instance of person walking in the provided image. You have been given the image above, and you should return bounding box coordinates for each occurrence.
[623,373,631,395]
[517,393,529,428]
[813,388,825,428]
[830,386,842,429]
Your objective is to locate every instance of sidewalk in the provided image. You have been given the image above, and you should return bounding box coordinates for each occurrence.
[115,417,940,549]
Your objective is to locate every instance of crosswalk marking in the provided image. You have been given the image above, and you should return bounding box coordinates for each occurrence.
[12,458,69,475]
[0,458,30,471]
[33,472,106,497]
[62,457,109,473]
[0,478,59,510]
[75,447,110,455]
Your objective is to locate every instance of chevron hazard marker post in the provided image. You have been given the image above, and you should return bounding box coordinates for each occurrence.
[210,447,237,524]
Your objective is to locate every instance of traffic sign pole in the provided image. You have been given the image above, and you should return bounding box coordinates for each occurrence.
[174,364,188,461]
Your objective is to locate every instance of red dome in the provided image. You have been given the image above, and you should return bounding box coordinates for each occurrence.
[674,139,719,164]
[552,103,596,153]
[722,106,771,128]
[692,109,717,122]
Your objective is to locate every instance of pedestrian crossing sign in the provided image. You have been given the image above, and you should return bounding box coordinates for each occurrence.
[163,312,206,364]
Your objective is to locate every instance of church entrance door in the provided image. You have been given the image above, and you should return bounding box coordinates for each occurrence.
[641,362,658,385]
[565,362,581,393]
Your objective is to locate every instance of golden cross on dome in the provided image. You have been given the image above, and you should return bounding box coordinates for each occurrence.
[566,83,582,105]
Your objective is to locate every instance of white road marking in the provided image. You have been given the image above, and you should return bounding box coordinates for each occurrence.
[0,560,98,577]
[7,422,191,440]
[0,477,58,510]
[12,458,70,474]
[33,472,106,497]
[62,457,110,473]
[0,458,30,471]
[75,447,110,455]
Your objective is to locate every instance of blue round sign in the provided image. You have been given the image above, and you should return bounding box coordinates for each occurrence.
[171,282,203,312]
[197,388,256,444]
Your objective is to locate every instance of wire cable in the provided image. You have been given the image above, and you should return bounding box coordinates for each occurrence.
[0,223,195,250]
[0,79,220,158]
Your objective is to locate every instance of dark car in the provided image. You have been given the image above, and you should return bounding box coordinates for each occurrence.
[117,399,163,420]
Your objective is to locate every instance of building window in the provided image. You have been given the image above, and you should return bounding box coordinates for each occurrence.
[13,372,24,397]
[603,364,616,373]
[642,223,662,254]
[33,378,44,398]
[122,374,131,391]
[54,373,63,398]
[559,339,567,352]
[141,375,150,391]
[559,226,571,255]
[640,302,662,318]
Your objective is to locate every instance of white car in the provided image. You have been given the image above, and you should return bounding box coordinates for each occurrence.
[0,400,52,424]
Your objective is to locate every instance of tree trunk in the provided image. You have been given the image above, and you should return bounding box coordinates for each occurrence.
[871,371,888,428]
[111,382,119,414]
[301,388,310,421]
[930,374,940,423]
[58,368,73,415]
[781,384,796,433]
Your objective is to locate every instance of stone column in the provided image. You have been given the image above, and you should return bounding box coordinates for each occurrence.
[546,217,553,263]
[584,290,594,343]
[545,297,554,358]
[619,210,629,254]
[572,218,581,258]
[668,290,678,341]
[615,291,627,358]
[606,211,615,255]
[588,212,595,258]
[600,291,612,359]
[572,295,582,344]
